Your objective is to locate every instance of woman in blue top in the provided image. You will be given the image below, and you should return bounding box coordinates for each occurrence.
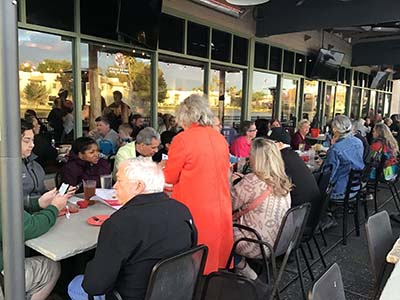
[326,115,364,199]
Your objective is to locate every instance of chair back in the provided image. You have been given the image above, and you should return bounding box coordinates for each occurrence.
[144,245,208,300]
[98,139,115,156]
[344,168,363,199]
[274,203,311,257]
[308,263,346,300]
[201,271,259,300]
[365,211,394,285]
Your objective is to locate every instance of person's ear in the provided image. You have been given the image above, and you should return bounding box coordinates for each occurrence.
[135,180,146,194]
[78,152,84,160]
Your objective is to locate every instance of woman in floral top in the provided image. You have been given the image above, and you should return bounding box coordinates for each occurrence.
[370,123,399,181]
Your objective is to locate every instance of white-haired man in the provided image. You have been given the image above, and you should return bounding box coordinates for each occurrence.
[68,157,197,300]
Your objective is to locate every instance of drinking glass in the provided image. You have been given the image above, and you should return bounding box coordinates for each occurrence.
[100,174,113,189]
[83,180,96,205]
[299,143,305,152]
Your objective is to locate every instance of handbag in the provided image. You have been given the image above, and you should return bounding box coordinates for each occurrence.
[232,187,272,222]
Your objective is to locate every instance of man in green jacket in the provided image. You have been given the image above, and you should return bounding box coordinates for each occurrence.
[0,190,71,300]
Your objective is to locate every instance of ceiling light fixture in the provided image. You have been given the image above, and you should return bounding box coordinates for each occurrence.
[191,0,244,17]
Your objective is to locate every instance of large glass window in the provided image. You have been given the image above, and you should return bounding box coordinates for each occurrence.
[351,87,361,118]
[187,22,209,58]
[251,72,277,120]
[18,29,73,141]
[280,78,298,126]
[269,46,282,72]
[254,42,268,69]
[159,14,185,53]
[157,59,204,126]
[209,67,243,127]
[232,36,248,66]
[211,29,231,62]
[81,43,152,130]
[302,80,318,121]
[384,93,391,116]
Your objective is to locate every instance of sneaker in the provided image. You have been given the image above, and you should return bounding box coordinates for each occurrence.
[234,261,258,280]
[319,214,338,232]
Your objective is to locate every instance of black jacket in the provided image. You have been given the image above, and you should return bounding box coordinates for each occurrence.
[83,192,197,300]
[22,154,46,207]
[280,147,321,226]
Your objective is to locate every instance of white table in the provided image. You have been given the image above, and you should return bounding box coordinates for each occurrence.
[380,262,400,299]
[25,200,115,261]
[306,134,327,142]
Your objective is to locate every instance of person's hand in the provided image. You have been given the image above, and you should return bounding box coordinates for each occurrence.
[50,194,69,211]
[38,188,57,208]
[65,186,77,197]
[159,160,167,169]
[88,130,96,138]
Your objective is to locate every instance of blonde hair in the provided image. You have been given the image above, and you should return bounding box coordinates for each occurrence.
[374,123,399,156]
[250,138,292,197]
[176,94,214,128]
[297,119,310,131]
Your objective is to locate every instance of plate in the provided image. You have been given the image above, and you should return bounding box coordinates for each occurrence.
[87,215,110,226]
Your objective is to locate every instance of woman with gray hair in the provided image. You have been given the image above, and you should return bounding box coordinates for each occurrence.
[164,94,233,274]
[291,119,311,150]
[326,115,364,199]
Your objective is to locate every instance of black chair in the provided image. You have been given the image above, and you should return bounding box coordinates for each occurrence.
[366,156,400,215]
[89,245,208,300]
[308,263,346,300]
[144,245,208,300]
[365,211,394,299]
[300,166,332,278]
[229,203,311,300]
[330,168,366,245]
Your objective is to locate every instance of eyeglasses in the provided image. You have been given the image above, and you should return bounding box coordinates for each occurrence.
[248,129,257,132]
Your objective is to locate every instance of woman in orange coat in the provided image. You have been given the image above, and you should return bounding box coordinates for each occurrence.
[164,94,233,274]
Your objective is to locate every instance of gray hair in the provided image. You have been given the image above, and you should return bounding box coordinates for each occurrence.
[297,119,310,131]
[136,127,160,145]
[122,157,165,193]
[332,115,352,138]
[176,94,214,128]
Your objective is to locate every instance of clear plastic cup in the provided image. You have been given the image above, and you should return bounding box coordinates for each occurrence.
[83,180,96,205]
[100,174,113,189]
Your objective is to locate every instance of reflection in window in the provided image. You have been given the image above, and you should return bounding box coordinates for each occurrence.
[376,92,384,114]
[252,72,277,120]
[157,61,204,125]
[18,30,73,121]
[209,69,243,127]
[324,85,335,125]
[351,88,361,118]
[335,85,347,116]
[280,78,298,125]
[369,90,376,116]
[361,89,370,118]
[302,80,318,122]
[81,43,152,129]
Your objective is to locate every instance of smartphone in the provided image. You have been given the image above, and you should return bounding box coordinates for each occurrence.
[58,183,70,196]
[162,153,168,160]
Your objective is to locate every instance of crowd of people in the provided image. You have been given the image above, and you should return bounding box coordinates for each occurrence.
[4,91,400,299]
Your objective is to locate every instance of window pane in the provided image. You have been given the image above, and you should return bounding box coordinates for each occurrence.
[295,54,305,75]
[81,1,119,40]
[157,59,204,129]
[187,22,209,58]
[351,87,361,118]
[81,43,152,132]
[19,29,73,149]
[384,94,391,116]
[254,42,268,69]
[335,85,347,116]
[283,51,294,74]
[302,80,318,122]
[280,78,298,126]
[361,89,370,118]
[233,36,248,65]
[252,72,277,120]
[26,0,74,31]
[269,46,282,72]
[211,29,231,62]
[209,68,243,127]
[306,55,316,78]
[159,14,184,53]
[324,85,335,126]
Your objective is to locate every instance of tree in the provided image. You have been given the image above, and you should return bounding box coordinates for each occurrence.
[37,59,73,95]
[23,82,49,106]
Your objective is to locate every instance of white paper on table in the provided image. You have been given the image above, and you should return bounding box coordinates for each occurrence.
[94,188,122,210]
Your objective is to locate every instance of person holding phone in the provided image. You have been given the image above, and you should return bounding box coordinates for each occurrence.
[2,119,76,300]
